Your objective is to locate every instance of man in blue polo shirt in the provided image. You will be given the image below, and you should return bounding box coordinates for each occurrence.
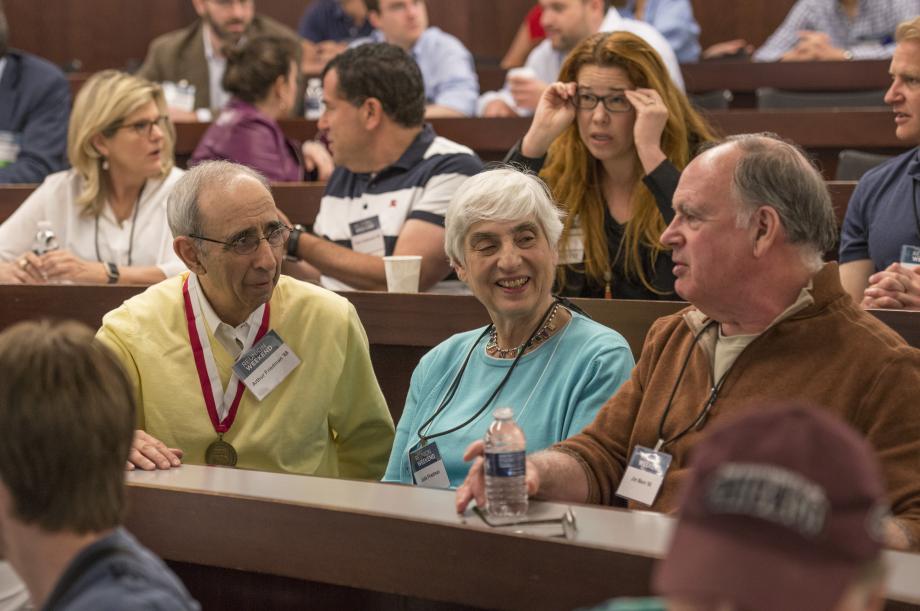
[355,0,479,117]
[840,16,920,310]
[291,43,482,291]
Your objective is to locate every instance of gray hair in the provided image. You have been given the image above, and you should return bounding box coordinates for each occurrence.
[445,167,565,267]
[167,160,269,239]
[711,133,837,271]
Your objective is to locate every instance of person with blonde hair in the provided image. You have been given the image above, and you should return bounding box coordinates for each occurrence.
[840,15,920,310]
[0,70,185,284]
[506,30,715,299]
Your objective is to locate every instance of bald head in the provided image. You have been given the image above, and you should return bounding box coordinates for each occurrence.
[167,160,270,239]
[704,134,837,266]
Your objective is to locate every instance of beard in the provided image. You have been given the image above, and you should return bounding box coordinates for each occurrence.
[203,11,248,47]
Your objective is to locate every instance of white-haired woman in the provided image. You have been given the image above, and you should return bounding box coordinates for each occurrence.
[0,70,184,284]
[383,168,634,488]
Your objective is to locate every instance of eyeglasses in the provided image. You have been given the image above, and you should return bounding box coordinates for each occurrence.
[572,91,632,113]
[191,223,292,255]
[111,115,170,138]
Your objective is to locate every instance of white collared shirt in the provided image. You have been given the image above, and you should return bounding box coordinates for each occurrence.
[190,272,263,360]
[202,25,231,111]
[0,168,186,277]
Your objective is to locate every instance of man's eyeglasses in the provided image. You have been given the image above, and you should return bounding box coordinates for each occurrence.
[110,115,170,139]
[191,224,292,255]
[573,91,632,113]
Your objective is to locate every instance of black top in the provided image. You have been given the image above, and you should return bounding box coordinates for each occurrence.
[505,141,680,300]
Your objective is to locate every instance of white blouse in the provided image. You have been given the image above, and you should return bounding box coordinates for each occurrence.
[0,167,187,278]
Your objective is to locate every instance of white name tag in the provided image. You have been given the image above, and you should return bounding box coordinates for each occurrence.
[558,227,584,265]
[0,131,20,165]
[615,445,672,507]
[901,244,920,270]
[231,330,301,401]
[350,215,386,256]
[162,80,196,113]
[409,441,451,489]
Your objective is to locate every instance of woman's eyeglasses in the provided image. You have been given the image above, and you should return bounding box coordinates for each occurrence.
[572,92,632,113]
[110,115,170,138]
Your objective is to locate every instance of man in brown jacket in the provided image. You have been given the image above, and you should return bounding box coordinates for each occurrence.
[137,0,297,122]
[457,133,920,551]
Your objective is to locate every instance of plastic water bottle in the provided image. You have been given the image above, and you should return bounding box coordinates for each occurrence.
[484,407,528,517]
[304,77,324,120]
[32,221,59,255]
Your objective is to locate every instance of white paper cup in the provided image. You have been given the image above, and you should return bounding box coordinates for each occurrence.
[383,255,422,293]
[507,67,537,82]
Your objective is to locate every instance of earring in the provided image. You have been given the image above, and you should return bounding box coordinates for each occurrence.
[101,157,109,171]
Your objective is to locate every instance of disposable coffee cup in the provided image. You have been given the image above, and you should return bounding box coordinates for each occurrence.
[383,255,422,293]
[507,67,537,82]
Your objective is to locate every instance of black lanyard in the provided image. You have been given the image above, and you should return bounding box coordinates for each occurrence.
[912,179,920,241]
[95,186,143,266]
[655,320,736,452]
[415,299,560,447]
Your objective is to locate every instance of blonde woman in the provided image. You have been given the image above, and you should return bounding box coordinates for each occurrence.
[0,70,185,284]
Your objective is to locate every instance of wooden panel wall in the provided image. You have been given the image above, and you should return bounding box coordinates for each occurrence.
[7,0,801,71]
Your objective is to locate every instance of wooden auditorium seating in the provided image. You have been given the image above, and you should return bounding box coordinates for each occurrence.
[0,285,917,422]
[163,112,906,177]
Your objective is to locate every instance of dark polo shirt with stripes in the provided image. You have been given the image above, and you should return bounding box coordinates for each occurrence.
[313,124,483,291]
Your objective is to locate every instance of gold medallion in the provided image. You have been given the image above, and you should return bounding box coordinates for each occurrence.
[205,438,238,467]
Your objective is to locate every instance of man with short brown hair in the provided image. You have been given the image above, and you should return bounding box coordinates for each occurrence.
[0,320,198,610]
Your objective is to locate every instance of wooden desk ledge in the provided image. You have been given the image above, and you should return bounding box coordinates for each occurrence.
[124,466,920,609]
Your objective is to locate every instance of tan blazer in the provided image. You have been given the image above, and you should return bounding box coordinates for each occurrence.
[137,15,299,111]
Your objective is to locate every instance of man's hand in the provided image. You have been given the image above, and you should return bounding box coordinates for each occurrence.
[701,39,753,60]
[455,440,540,514]
[509,76,549,111]
[782,31,848,61]
[482,99,517,118]
[167,107,199,123]
[39,250,108,283]
[127,429,184,471]
[861,263,920,310]
[302,140,334,181]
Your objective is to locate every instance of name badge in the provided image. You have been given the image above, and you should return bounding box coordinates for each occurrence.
[0,131,20,166]
[231,330,301,401]
[349,215,386,256]
[409,441,451,489]
[901,244,920,270]
[558,226,584,265]
[162,80,196,113]
[615,445,672,506]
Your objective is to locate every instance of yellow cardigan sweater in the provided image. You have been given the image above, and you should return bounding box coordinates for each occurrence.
[97,274,394,479]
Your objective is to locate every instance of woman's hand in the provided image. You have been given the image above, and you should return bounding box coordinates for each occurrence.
[302,140,334,182]
[625,88,668,175]
[0,258,42,284]
[520,81,577,158]
[39,250,107,283]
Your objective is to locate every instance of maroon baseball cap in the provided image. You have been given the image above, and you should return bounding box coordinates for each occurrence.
[653,403,889,611]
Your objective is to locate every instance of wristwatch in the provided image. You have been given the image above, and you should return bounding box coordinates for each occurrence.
[286,224,306,261]
[104,262,120,284]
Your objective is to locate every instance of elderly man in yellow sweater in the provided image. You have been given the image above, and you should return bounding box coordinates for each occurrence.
[97,160,394,478]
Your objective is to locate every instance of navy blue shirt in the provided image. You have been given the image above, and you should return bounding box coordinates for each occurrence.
[298,0,373,43]
[840,147,920,270]
[41,528,199,611]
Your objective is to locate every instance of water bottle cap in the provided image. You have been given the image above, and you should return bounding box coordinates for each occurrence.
[492,407,514,420]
